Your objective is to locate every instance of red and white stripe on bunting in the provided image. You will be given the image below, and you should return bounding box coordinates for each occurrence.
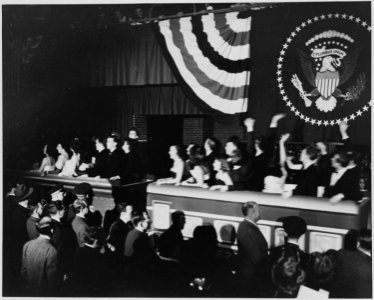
[156,11,251,121]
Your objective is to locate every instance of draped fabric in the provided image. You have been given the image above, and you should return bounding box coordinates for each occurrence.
[155,11,251,124]
[83,26,177,87]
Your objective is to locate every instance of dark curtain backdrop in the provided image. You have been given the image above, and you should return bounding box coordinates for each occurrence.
[82,26,177,86]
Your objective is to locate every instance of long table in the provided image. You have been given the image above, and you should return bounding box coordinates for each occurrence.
[146,183,371,253]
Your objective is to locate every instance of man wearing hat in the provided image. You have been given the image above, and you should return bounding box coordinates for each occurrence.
[21,216,60,296]
[269,216,308,267]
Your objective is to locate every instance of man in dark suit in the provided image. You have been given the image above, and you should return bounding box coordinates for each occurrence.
[236,201,268,296]
[293,146,320,197]
[71,199,89,247]
[269,216,308,267]
[105,134,124,180]
[330,229,372,298]
[324,150,362,203]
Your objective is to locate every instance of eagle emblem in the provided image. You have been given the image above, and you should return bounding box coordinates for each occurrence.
[291,30,365,112]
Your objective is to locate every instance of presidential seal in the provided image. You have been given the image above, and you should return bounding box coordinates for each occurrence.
[277,13,371,126]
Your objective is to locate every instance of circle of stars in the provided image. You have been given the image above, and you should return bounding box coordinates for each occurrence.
[276,13,371,126]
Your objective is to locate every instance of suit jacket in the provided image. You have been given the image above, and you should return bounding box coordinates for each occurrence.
[236,219,268,280]
[71,215,89,247]
[293,164,319,197]
[21,236,59,296]
[107,218,132,256]
[105,148,124,178]
[324,168,361,201]
[26,216,40,240]
[329,249,372,298]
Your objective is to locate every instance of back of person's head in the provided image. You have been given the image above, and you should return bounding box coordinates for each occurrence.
[72,199,88,214]
[70,138,81,155]
[117,202,133,214]
[282,216,307,239]
[47,201,65,216]
[272,254,305,296]
[347,151,362,165]
[171,210,185,225]
[304,145,321,161]
[189,145,205,165]
[358,229,372,252]
[132,211,148,228]
[241,201,258,217]
[307,252,335,287]
[192,225,218,252]
[36,216,54,236]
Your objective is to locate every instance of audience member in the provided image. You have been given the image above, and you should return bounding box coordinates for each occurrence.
[236,201,268,296]
[48,184,64,202]
[272,253,306,297]
[106,202,133,258]
[158,210,185,260]
[71,226,108,296]
[209,157,234,191]
[49,142,70,174]
[21,216,60,296]
[270,216,308,267]
[306,251,335,292]
[329,229,372,298]
[71,199,89,247]
[26,201,43,240]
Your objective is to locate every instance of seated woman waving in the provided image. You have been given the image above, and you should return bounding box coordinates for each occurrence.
[156,145,188,186]
[181,145,210,188]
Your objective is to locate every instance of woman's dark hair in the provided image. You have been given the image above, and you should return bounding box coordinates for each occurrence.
[171,145,186,160]
[70,139,81,154]
[189,145,206,166]
[93,136,106,146]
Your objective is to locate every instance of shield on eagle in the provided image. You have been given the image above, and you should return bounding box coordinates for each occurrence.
[315,71,339,98]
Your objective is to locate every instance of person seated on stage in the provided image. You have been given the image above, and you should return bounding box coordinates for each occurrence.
[209,157,234,192]
[157,210,185,260]
[271,253,306,298]
[47,142,70,174]
[35,144,56,174]
[181,145,210,188]
[324,150,362,203]
[106,134,124,181]
[87,136,109,178]
[329,229,372,298]
[223,138,254,190]
[203,137,221,186]
[262,134,288,194]
[58,139,80,177]
[244,113,286,191]
[269,216,308,268]
[315,141,333,188]
[110,138,145,184]
[156,145,188,186]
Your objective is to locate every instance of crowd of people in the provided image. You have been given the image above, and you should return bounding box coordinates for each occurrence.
[4,115,371,297]
[3,181,372,297]
[30,115,370,205]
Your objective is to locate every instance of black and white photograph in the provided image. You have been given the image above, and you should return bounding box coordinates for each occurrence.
[2,1,372,298]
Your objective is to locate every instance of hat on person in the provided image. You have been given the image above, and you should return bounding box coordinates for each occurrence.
[72,182,92,195]
[14,184,34,202]
[48,184,63,195]
[282,216,307,238]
